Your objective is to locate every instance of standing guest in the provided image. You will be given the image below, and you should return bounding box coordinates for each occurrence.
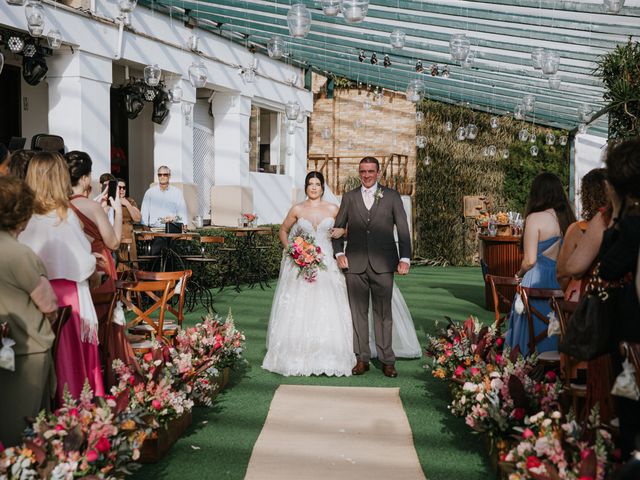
[0,176,58,447]
[0,144,9,176]
[116,178,142,272]
[6,150,34,180]
[598,139,640,460]
[18,152,104,404]
[505,173,576,356]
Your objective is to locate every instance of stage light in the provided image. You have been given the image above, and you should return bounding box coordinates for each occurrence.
[22,53,48,85]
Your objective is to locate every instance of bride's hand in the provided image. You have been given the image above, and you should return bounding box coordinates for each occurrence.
[329,227,346,239]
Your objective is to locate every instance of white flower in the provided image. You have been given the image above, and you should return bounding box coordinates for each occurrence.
[551,411,562,419]
[463,382,478,392]
[542,418,552,428]
[490,378,503,391]
[475,393,485,402]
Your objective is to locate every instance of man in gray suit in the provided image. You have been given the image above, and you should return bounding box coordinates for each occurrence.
[332,157,411,377]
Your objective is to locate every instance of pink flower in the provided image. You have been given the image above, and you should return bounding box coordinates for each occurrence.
[454,365,465,377]
[512,408,525,421]
[151,399,162,410]
[453,336,461,343]
[495,338,504,347]
[54,424,65,431]
[578,477,594,480]
[86,449,99,462]
[580,448,593,460]
[470,367,480,377]
[128,376,135,385]
[68,408,78,417]
[526,456,542,470]
[522,428,535,439]
[545,371,557,382]
[143,352,153,363]
[495,354,502,364]
[95,436,111,453]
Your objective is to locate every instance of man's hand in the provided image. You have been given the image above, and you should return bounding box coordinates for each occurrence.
[397,260,410,275]
[336,255,349,270]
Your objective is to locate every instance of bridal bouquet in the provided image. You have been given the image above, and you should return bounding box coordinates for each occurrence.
[287,233,326,283]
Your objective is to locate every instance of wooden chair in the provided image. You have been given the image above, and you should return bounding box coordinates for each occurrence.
[485,274,520,331]
[50,305,72,359]
[520,287,564,364]
[127,270,192,338]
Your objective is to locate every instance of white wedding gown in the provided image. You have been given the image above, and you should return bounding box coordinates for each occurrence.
[262,217,422,377]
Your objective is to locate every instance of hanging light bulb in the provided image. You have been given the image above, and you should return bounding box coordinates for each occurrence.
[531,47,544,69]
[490,116,499,129]
[188,61,208,88]
[46,29,62,48]
[529,133,537,143]
[416,111,424,123]
[169,85,183,103]
[540,50,560,75]
[456,127,467,141]
[514,103,525,120]
[522,94,535,111]
[321,0,341,16]
[25,0,45,37]
[482,147,489,157]
[422,156,430,167]
[287,4,312,38]
[267,36,285,59]
[545,132,556,145]
[501,149,510,159]
[559,136,568,146]
[389,29,406,49]
[449,33,470,61]
[405,79,425,103]
[144,64,161,87]
[488,146,497,157]
[341,0,369,23]
[118,0,137,13]
[518,129,530,142]
[285,101,301,121]
[466,124,478,140]
[603,0,625,13]
[415,135,427,148]
[530,145,539,157]
[445,121,453,132]
[548,75,562,90]
[321,127,332,140]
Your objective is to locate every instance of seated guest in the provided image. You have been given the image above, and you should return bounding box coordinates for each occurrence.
[0,144,9,176]
[506,172,576,356]
[557,168,608,300]
[0,177,58,447]
[19,152,104,404]
[7,150,35,180]
[116,178,142,272]
[598,139,640,460]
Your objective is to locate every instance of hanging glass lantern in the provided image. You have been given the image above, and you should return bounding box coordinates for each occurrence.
[267,36,285,59]
[559,135,568,146]
[188,61,208,88]
[548,75,562,90]
[46,29,62,48]
[445,121,453,132]
[6,0,26,5]
[321,0,341,16]
[415,135,427,148]
[603,0,624,13]
[530,145,539,157]
[487,145,497,157]
[545,132,556,145]
[415,111,424,123]
[169,85,183,103]
[287,4,312,38]
[466,124,478,140]
[449,33,470,61]
[422,156,430,167]
[405,79,425,103]
[490,116,499,129]
[285,101,301,120]
[456,127,467,141]
[518,129,530,142]
[460,51,475,69]
[118,0,137,13]
[321,127,332,140]
[578,123,587,134]
[577,103,592,122]
[514,103,525,120]
[482,147,489,157]
[25,0,45,37]
[529,133,537,143]
[341,0,369,23]
[144,64,161,87]
[531,47,544,70]
[540,50,560,75]
[501,149,510,159]
[522,94,535,111]
[389,29,406,49]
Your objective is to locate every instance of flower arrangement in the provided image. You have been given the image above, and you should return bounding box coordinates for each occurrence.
[0,384,146,479]
[373,187,384,203]
[286,233,326,283]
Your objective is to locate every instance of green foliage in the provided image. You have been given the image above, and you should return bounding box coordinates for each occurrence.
[595,38,640,140]
[331,74,354,90]
[415,100,569,266]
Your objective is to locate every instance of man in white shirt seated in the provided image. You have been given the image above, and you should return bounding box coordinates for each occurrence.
[140,166,188,254]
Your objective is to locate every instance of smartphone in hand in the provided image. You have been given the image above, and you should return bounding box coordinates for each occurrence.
[107,180,118,200]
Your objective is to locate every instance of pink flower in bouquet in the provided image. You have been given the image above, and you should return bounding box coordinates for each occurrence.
[580,448,593,460]
[495,354,502,364]
[151,399,162,410]
[454,365,465,377]
[453,336,461,343]
[495,337,504,347]
[513,408,526,421]
[95,437,111,454]
[86,449,99,463]
[545,371,557,382]
[143,352,153,363]
[578,477,594,480]
[470,367,480,377]
[526,455,542,470]
[522,428,535,439]
[69,408,79,418]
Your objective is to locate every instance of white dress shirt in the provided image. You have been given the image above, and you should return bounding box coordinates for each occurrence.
[140,185,188,227]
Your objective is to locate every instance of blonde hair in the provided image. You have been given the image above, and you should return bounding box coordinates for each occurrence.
[25,152,72,220]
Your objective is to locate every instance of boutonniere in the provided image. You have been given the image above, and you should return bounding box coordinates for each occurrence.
[374,187,384,203]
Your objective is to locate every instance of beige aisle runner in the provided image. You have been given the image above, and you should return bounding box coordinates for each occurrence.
[244,385,426,480]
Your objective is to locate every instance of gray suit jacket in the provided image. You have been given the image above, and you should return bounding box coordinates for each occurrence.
[332,186,411,274]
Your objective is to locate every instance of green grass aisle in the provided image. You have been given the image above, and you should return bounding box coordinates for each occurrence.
[132,266,496,480]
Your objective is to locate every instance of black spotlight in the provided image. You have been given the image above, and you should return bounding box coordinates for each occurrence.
[383,54,391,68]
[22,54,48,86]
[358,50,366,62]
[415,60,423,73]
[122,84,145,120]
[370,52,378,65]
[152,88,170,125]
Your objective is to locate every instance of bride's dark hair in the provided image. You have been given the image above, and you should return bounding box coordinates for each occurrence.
[305,171,325,194]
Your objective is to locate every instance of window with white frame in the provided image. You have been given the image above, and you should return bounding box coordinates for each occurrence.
[248,105,287,175]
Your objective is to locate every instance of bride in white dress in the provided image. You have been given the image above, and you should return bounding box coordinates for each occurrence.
[262,172,421,377]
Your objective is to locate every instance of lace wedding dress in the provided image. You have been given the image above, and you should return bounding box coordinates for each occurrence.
[262,217,356,376]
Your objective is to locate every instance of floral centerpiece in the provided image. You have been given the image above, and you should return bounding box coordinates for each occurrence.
[0,384,146,479]
[241,213,257,227]
[286,233,326,283]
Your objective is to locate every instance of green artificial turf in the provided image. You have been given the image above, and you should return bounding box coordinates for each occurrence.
[132,266,496,480]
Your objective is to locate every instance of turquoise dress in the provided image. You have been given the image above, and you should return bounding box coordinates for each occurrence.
[505,236,561,356]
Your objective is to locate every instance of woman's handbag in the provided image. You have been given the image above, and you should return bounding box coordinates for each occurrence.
[558,264,612,361]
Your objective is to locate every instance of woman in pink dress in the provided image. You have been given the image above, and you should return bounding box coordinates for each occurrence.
[19,152,105,404]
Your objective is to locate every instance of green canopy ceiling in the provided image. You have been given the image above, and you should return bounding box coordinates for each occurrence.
[141,0,640,134]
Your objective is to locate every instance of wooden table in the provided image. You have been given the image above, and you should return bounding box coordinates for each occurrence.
[479,234,523,312]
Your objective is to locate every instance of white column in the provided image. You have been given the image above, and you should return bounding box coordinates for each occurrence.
[47,50,112,175]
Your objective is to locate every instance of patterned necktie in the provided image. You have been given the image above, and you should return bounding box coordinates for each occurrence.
[363,189,374,210]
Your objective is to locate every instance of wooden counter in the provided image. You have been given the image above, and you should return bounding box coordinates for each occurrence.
[479,234,523,312]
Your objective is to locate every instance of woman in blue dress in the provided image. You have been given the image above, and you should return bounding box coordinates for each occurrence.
[506,173,576,356]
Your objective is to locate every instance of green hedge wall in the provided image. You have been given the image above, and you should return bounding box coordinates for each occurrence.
[415,100,570,266]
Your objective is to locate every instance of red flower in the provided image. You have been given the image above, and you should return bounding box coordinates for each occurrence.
[95,436,111,453]
[143,352,153,363]
[454,365,465,377]
[69,408,78,417]
[580,448,593,460]
[578,477,594,480]
[512,408,526,421]
[151,399,162,410]
[526,456,542,470]
[471,367,480,377]
[86,449,99,462]
[316,246,321,253]
[495,337,504,347]
[54,424,65,431]
[534,383,542,393]
[453,336,461,343]
[495,354,502,364]
[545,371,557,382]
[522,428,535,439]
[128,376,136,385]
